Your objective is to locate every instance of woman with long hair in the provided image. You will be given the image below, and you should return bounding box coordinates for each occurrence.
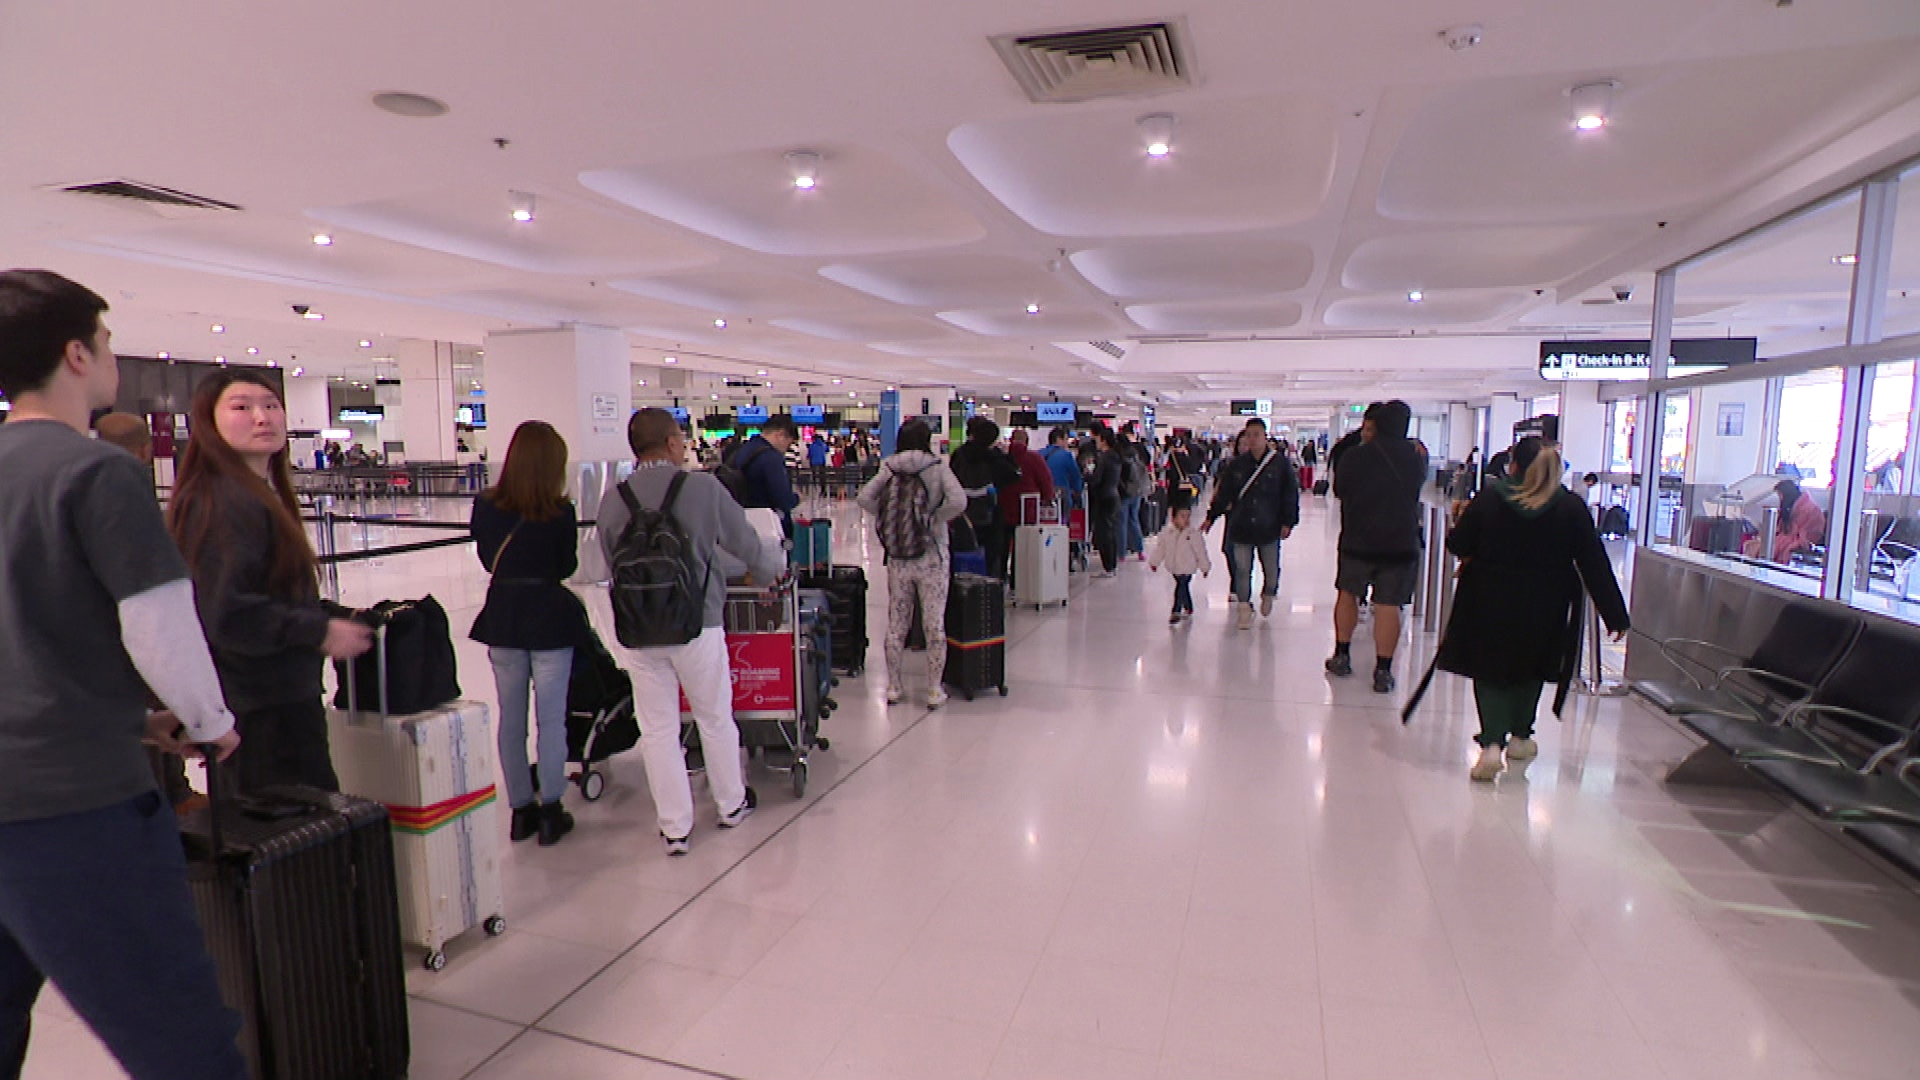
[469,421,585,846]
[1438,437,1630,783]
[168,369,373,794]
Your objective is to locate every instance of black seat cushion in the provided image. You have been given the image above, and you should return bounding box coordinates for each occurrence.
[1807,625,1920,739]
[1749,760,1920,826]
[1744,603,1859,699]
[1683,714,1859,766]
[1637,680,1767,719]
[1843,823,1920,880]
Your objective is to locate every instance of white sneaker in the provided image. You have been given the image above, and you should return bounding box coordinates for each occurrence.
[1235,603,1254,631]
[1470,745,1505,783]
[717,788,757,828]
[663,833,691,856]
[927,687,949,709]
[1505,737,1540,762]
[1260,595,1275,617]
[886,685,904,705]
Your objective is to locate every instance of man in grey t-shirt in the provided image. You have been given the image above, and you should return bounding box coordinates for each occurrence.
[599,408,786,857]
[0,270,248,1080]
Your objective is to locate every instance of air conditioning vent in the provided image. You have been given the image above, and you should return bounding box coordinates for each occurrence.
[992,19,1193,104]
[1581,296,1621,306]
[1087,340,1128,359]
[52,179,241,213]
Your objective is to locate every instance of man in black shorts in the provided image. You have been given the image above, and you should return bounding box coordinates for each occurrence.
[1327,400,1427,693]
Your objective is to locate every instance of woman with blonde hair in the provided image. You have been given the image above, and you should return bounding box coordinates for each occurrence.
[470,421,587,845]
[1437,437,1630,782]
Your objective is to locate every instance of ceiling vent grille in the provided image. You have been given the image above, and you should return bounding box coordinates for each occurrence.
[1087,340,1128,359]
[992,20,1193,104]
[53,179,241,213]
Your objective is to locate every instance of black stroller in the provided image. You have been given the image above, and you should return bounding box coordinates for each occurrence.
[562,626,638,801]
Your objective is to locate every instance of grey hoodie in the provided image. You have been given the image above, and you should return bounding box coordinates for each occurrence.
[598,462,786,630]
[856,450,968,560]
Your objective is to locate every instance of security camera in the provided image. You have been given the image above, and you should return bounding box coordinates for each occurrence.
[292,304,310,316]
[1611,285,1634,303]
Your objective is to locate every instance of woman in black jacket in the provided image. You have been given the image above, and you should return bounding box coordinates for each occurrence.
[1086,429,1125,577]
[168,370,374,794]
[1438,438,1630,782]
[470,421,587,846]
[948,416,1022,581]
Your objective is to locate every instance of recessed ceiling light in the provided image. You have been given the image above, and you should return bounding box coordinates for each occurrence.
[663,356,677,364]
[291,366,304,377]
[312,233,333,247]
[786,150,820,191]
[266,360,278,368]
[756,369,768,376]
[157,351,170,360]
[302,311,324,320]
[714,318,728,329]
[215,356,226,365]
[1138,113,1175,158]
[509,191,536,222]
[1003,394,1012,401]
[246,347,259,355]
[372,91,449,118]
[1407,290,1425,303]
[1569,80,1618,132]
[832,378,843,384]
[1025,303,1041,315]
[359,340,372,348]
[711,393,719,400]
[849,391,857,398]
[210,323,225,334]
[637,380,646,387]
[1833,254,1859,266]
[886,385,895,391]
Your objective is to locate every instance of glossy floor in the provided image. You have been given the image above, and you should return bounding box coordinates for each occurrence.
[26,497,1920,1080]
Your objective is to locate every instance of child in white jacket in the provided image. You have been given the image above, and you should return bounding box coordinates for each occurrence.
[1149,503,1213,624]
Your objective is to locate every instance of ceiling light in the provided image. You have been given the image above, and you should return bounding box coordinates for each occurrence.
[886,385,895,391]
[714,318,728,329]
[711,393,719,400]
[1833,254,1859,266]
[1138,113,1175,158]
[663,356,677,364]
[849,391,857,398]
[832,378,843,384]
[1407,290,1424,303]
[1439,23,1484,51]
[266,360,278,368]
[637,380,646,387]
[372,91,449,118]
[1003,394,1012,401]
[359,339,372,348]
[210,323,225,334]
[157,351,170,360]
[246,347,259,355]
[508,191,536,222]
[311,233,333,247]
[1025,303,1041,315]
[291,367,304,377]
[1569,80,1618,132]
[302,311,324,320]
[215,356,226,365]
[756,369,768,376]
[786,150,820,191]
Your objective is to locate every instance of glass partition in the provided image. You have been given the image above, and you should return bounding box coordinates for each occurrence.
[1851,357,1920,617]
[1885,165,1919,341]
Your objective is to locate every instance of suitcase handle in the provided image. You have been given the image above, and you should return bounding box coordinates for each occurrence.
[342,623,391,719]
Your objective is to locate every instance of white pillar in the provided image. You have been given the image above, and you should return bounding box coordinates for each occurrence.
[1558,382,1608,479]
[397,340,458,463]
[1488,393,1525,451]
[1447,403,1475,463]
[482,326,632,464]
[282,371,331,433]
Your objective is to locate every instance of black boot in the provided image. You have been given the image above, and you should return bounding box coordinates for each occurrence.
[509,804,540,843]
[537,800,575,847]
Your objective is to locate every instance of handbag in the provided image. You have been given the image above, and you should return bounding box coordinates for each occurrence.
[332,596,462,715]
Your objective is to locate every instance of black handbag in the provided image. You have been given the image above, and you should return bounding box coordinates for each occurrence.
[332,595,461,715]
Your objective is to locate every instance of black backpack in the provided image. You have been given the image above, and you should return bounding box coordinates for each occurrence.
[714,442,770,508]
[332,595,461,715]
[610,473,709,648]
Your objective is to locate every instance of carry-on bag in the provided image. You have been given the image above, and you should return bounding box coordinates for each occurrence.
[1312,478,1330,496]
[1013,524,1069,609]
[943,573,1007,700]
[327,631,505,972]
[331,596,460,715]
[791,517,832,572]
[798,564,868,676]
[180,760,410,1080]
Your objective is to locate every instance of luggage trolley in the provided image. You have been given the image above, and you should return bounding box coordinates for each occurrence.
[681,581,834,798]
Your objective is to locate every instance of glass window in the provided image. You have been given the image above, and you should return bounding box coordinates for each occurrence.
[1674,190,1863,360]
[1774,370,1844,487]
[1607,398,1638,473]
[1885,165,1919,341]
[1851,358,1920,618]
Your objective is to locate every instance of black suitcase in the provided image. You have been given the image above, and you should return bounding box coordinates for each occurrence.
[800,565,868,676]
[942,573,1006,700]
[1312,479,1330,496]
[179,775,410,1080]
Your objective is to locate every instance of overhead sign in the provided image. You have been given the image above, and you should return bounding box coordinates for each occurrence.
[735,405,769,425]
[791,404,826,424]
[1538,338,1757,381]
[1035,402,1076,424]
[1229,399,1273,418]
[338,407,385,424]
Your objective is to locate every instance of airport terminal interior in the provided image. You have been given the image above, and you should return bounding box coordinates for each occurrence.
[8,0,1920,1077]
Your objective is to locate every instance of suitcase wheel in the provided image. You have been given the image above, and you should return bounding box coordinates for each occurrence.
[998,686,1008,697]
[484,915,507,937]
[580,767,608,802]
[815,736,831,751]
[791,761,808,798]
[425,950,448,972]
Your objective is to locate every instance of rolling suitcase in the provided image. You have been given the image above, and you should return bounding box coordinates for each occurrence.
[799,565,868,676]
[1013,524,1069,609]
[326,630,505,972]
[943,573,1007,700]
[1312,478,1330,496]
[791,518,832,572]
[180,765,410,1080]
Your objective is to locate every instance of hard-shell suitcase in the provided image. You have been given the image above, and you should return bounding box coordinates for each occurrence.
[799,565,868,676]
[943,573,1007,700]
[1013,524,1069,609]
[791,518,832,572]
[327,631,505,972]
[1312,479,1330,496]
[180,774,410,1080]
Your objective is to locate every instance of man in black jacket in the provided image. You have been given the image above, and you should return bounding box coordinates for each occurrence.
[1327,400,1427,692]
[1205,419,1299,630]
[724,415,800,533]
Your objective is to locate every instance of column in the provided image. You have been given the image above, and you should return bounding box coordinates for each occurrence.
[397,340,458,463]
[481,326,632,465]
[1487,393,1525,452]
[1446,403,1475,463]
[902,386,954,454]
[1558,382,1608,479]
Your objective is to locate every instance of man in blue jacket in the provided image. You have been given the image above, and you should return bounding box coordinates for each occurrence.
[1041,426,1085,508]
[726,415,800,531]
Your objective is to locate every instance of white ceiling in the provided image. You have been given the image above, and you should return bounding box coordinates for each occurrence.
[4,0,1920,431]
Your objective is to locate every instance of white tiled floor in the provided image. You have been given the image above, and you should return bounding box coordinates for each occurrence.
[25,495,1920,1079]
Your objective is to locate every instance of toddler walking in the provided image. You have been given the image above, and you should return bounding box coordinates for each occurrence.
[1149,500,1213,624]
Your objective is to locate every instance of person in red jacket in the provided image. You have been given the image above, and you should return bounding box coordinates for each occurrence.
[997,430,1057,581]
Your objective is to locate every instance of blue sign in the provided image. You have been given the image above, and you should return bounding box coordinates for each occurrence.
[791,404,826,424]
[669,406,690,422]
[1036,402,1076,424]
[736,405,769,425]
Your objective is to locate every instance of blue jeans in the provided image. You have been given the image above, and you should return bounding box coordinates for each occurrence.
[490,647,574,807]
[0,793,249,1080]
[1121,496,1144,555]
[1172,574,1195,614]
[1228,540,1282,604]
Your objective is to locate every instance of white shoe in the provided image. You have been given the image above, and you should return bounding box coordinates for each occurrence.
[927,687,949,709]
[1235,603,1254,631]
[1260,595,1275,617]
[1470,745,1505,783]
[886,685,904,705]
[1505,737,1539,762]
